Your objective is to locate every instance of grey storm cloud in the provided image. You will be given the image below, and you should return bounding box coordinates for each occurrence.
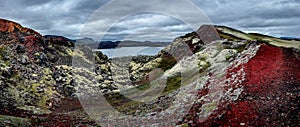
[193,0,300,37]
[0,0,299,41]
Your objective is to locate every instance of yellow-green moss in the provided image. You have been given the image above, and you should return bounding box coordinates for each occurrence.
[0,46,6,59]
[0,115,32,126]
[31,83,39,93]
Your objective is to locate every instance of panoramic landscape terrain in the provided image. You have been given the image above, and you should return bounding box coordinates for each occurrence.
[0,18,299,126]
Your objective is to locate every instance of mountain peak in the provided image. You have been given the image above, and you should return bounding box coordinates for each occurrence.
[0,18,41,36]
[196,25,221,44]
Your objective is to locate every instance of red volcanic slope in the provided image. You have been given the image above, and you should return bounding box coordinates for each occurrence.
[229,45,299,126]
[0,18,74,47]
[194,44,300,126]
[0,18,73,54]
[0,19,41,36]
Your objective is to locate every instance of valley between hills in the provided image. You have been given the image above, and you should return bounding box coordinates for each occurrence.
[0,18,299,126]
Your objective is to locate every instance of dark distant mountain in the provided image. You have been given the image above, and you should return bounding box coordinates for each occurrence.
[44,35,75,41]
[76,37,95,43]
[43,35,75,47]
[76,37,99,48]
[280,37,300,41]
[98,40,171,49]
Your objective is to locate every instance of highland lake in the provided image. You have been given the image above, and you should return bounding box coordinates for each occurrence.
[94,46,165,58]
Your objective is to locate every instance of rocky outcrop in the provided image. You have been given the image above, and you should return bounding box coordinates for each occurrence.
[126,32,205,85]
[0,18,112,126]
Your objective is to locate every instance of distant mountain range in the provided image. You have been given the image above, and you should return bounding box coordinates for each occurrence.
[42,31,300,49]
[97,40,171,49]
[43,36,171,49]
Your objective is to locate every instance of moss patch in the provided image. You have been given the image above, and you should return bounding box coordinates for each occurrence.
[0,115,32,127]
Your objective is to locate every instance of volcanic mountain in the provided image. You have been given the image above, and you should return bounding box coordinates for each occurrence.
[0,18,299,126]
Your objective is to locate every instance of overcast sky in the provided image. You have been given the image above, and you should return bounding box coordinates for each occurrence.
[0,0,299,41]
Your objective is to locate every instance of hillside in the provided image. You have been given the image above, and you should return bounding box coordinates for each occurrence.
[0,19,299,126]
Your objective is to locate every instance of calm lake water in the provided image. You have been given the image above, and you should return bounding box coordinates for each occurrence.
[94,47,165,58]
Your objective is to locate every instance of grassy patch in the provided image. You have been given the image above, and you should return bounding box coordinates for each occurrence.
[219,32,243,41]
[103,92,142,114]
[0,46,6,59]
[163,74,182,94]
[156,56,177,71]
